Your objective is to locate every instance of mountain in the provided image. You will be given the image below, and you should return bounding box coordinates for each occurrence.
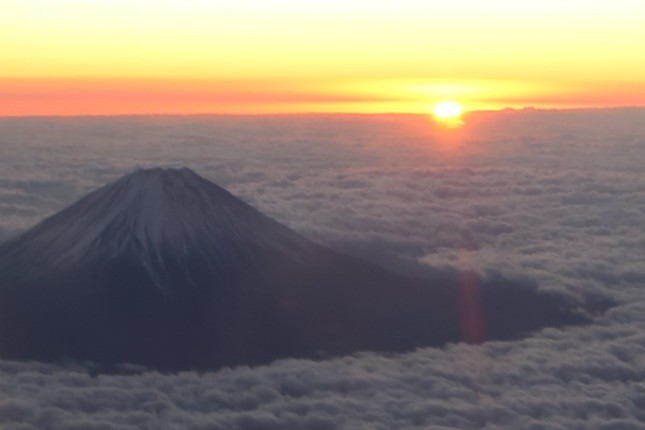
[0,168,591,371]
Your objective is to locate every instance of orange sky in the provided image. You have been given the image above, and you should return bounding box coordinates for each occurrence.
[2,0,645,116]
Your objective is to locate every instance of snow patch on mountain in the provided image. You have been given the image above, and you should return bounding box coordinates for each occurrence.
[0,168,315,284]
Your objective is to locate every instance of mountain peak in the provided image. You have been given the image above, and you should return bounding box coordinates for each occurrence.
[122,167,207,186]
[1,167,313,283]
[111,167,232,205]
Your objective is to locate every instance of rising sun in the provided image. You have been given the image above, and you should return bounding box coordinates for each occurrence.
[432,101,464,120]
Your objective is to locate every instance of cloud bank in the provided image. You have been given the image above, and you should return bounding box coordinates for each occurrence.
[1,109,645,428]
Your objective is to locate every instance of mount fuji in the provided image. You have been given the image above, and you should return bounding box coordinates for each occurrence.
[0,168,591,371]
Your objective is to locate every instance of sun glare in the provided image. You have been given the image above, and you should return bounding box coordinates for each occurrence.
[431,101,464,127]
[432,101,463,119]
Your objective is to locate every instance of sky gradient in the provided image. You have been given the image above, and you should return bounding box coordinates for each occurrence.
[2,0,645,115]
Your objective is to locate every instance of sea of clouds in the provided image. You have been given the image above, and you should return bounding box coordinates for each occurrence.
[1,109,645,429]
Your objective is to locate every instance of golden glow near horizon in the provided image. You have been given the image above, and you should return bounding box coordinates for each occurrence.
[2,0,645,115]
[432,101,464,128]
[432,102,463,119]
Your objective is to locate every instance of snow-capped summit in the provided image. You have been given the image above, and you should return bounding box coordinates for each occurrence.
[0,168,593,371]
[1,168,314,288]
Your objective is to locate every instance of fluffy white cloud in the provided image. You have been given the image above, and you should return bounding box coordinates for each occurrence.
[1,108,645,428]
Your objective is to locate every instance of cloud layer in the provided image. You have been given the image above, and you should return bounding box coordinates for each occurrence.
[1,109,645,428]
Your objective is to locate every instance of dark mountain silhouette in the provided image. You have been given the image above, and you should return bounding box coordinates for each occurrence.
[0,168,593,371]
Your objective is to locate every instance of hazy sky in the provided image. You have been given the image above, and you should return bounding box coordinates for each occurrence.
[2,0,645,115]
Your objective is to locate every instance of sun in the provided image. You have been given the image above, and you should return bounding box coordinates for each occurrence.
[432,101,464,120]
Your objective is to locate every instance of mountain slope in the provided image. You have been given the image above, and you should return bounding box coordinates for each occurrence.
[0,168,592,371]
[1,167,314,284]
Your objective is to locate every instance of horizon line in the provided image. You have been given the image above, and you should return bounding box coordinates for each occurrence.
[1,105,644,120]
